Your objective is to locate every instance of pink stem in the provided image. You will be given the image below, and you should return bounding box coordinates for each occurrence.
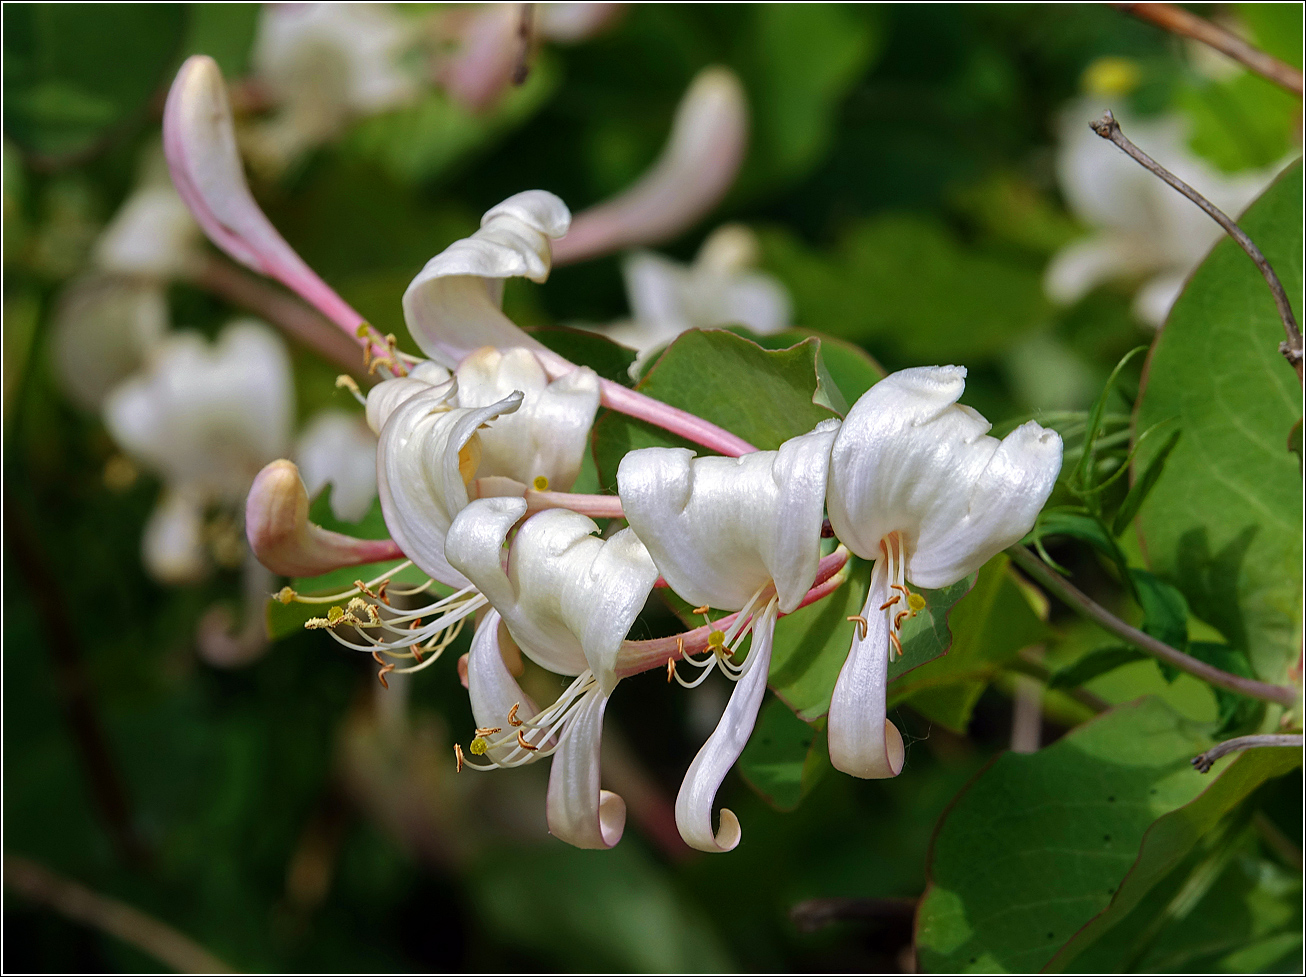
[616,548,850,677]
[600,380,756,456]
[525,489,626,519]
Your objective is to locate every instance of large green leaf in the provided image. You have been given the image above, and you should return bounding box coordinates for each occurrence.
[915,697,1212,973]
[1048,744,1303,971]
[590,329,840,491]
[1133,163,1303,684]
[737,695,823,812]
[3,4,186,161]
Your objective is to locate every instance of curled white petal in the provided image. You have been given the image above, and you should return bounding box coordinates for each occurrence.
[456,347,599,490]
[402,191,570,368]
[246,460,401,577]
[94,183,201,279]
[364,361,453,435]
[618,421,838,613]
[675,602,777,852]
[827,366,1062,589]
[827,571,904,780]
[553,67,748,265]
[447,501,657,688]
[295,410,378,522]
[376,385,522,585]
[546,688,625,849]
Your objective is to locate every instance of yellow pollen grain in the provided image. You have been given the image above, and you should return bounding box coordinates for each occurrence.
[532,475,549,491]
[907,593,926,613]
[276,586,297,605]
[469,737,488,756]
[707,629,726,649]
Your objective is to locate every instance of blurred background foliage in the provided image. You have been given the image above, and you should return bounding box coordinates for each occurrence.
[3,3,1302,972]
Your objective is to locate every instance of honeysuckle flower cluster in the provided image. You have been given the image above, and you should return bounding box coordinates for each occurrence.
[162,53,1064,853]
[1046,97,1279,327]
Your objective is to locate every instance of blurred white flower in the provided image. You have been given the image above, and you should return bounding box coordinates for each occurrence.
[600,223,791,368]
[104,319,294,582]
[617,421,839,851]
[1046,98,1278,326]
[824,367,1061,779]
[244,2,418,173]
[449,495,658,849]
[295,410,378,523]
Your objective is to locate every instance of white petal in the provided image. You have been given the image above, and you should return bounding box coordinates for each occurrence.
[103,320,294,501]
[245,460,401,577]
[827,572,904,780]
[455,347,599,490]
[142,489,208,584]
[675,602,777,852]
[50,275,168,412]
[467,610,547,765]
[1133,271,1186,328]
[364,361,453,434]
[546,688,626,849]
[623,250,693,329]
[295,411,378,522]
[444,495,528,611]
[618,421,838,613]
[1043,234,1144,306]
[376,386,522,585]
[827,366,1062,589]
[402,191,571,368]
[536,3,625,43]
[553,67,748,265]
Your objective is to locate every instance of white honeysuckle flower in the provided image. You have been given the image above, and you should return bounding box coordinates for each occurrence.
[455,346,599,492]
[825,366,1062,779]
[141,486,209,584]
[617,421,840,852]
[364,360,453,435]
[552,67,749,267]
[50,275,169,412]
[296,410,378,523]
[448,495,659,849]
[104,319,294,583]
[600,224,791,364]
[244,2,417,173]
[403,190,570,370]
[1046,98,1278,327]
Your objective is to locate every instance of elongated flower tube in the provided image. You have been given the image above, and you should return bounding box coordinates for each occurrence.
[164,55,366,337]
[246,460,402,577]
[617,420,840,851]
[448,496,659,849]
[825,367,1063,779]
[551,67,748,266]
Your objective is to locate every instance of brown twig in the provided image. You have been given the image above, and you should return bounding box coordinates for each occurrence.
[4,854,233,973]
[1191,733,1303,773]
[189,253,369,380]
[1007,545,1299,708]
[1111,3,1303,97]
[789,896,917,934]
[1090,111,1304,383]
[3,491,148,869]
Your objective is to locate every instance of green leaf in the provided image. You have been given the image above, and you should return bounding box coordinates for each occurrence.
[888,555,1051,733]
[1133,163,1303,683]
[915,698,1213,973]
[1112,427,1181,537]
[1048,646,1147,690]
[1031,508,1131,585]
[1073,345,1145,499]
[1047,745,1303,971]
[737,696,821,812]
[744,327,886,409]
[591,329,839,492]
[1186,642,1264,734]
[469,843,734,972]
[3,4,187,161]
[529,325,638,386]
[182,3,258,77]
[1129,568,1190,661]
